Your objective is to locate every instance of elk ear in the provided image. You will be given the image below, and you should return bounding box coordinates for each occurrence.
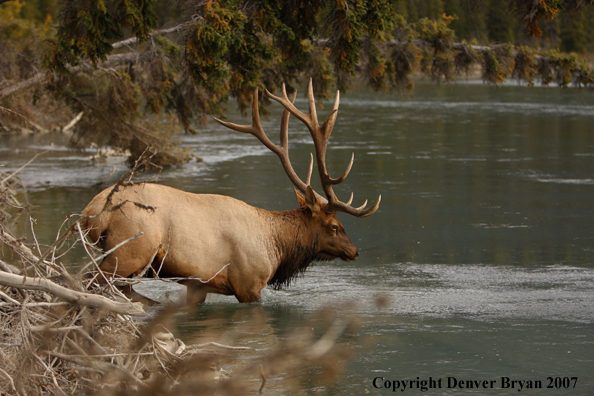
[304,186,322,216]
[294,187,306,207]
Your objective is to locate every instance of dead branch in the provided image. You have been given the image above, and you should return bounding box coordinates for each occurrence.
[193,342,251,351]
[111,24,184,49]
[0,151,47,186]
[0,259,18,274]
[0,73,46,99]
[0,290,21,305]
[0,271,144,315]
[305,318,348,360]
[77,227,144,274]
[0,367,19,396]
[0,226,40,266]
[61,111,84,133]
[0,223,76,285]
[45,351,150,389]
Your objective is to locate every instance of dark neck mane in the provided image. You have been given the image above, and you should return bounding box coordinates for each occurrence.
[267,208,330,290]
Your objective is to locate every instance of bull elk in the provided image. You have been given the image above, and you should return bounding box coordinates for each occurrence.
[82,79,380,304]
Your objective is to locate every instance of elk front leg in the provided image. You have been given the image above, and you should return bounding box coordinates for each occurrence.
[235,288,262,303]
[183,281,208,305]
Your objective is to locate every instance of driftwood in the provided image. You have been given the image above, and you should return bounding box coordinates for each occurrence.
[0,271,144,315]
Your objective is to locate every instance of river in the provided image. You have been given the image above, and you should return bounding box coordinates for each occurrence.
[1,81,594,395]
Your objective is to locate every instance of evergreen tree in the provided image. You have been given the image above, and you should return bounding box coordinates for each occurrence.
[443,0,487,42]
[486,0,515,43]
[415,0,445,20]
[405,0,419,21]
[559,10,587,53]
[20,0,58,22]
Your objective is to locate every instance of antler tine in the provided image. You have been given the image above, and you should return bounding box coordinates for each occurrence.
[307,79,318,132]
[214,87,269,145]
[346,192,354,206]
[320,87,340,142]
[327,152,354,184]
[331,194,382,218]
[266,83,316,133]
[215,87,315,198]
[267,80,337,191]
[279,90,297,151]
[305,153,314,186]
[355,199,368,210]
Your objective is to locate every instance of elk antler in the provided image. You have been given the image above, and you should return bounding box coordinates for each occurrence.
[214,79,381,218]
[213,87,316,199]
[265,78,381,218]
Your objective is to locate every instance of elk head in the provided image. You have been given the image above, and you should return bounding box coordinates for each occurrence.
[215,79,381,262]
[295,185,359,262]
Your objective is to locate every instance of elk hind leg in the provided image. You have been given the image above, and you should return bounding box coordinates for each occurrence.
[96,229,163,305]
[98,227,161,278]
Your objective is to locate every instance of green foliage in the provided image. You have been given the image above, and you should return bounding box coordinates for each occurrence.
[20,0,59,22]
[4,0,594,167]
[185,0,246,95]
[0,1,53,53]
[417,16,455,53]
[512,47,537,85]
[329,0,365,89]
[416,16,456,83]
[511,0,562,37]
[35,0,594,109]
[453,42,478,75]
[481,48,506,85]
[573,61,594,88]
[304,45,336,103]
[181,0,399,111]
[0,0,61,133]
[44,0,158,71]
[551,51,577,87]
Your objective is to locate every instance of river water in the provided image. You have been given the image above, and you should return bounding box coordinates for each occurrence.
[1,81,594,395]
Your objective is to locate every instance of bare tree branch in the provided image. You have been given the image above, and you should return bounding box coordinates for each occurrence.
[0,271,145,315]
[0,73,46,99]
[111,24,184,49]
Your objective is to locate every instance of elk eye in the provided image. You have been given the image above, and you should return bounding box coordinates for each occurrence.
[331,225,338,233]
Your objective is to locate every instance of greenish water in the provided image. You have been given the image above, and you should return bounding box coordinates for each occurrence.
[2,81,594,394]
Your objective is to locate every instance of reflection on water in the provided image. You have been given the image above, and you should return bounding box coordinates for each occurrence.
[2,82,594,394]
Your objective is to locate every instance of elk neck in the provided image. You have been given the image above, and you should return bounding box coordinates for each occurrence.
[264,207,327,290]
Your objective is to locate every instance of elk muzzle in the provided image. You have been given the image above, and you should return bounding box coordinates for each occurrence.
[341,243,359,262]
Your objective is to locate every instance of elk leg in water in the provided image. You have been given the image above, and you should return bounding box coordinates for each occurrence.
[181,279,263,304]
[182,281,209,305]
